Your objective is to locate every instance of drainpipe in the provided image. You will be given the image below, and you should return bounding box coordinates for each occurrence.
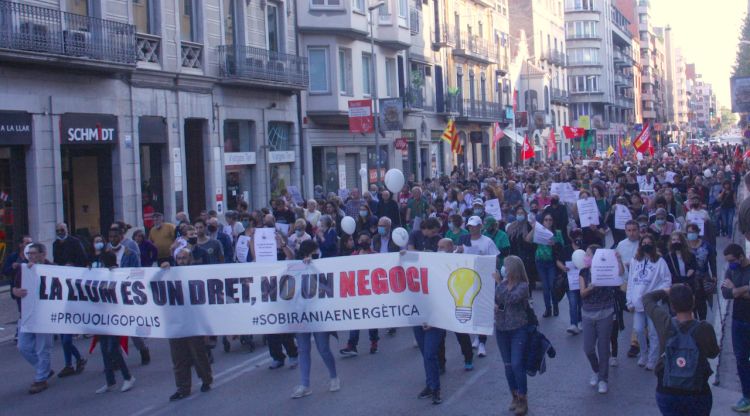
[293,0,306,198]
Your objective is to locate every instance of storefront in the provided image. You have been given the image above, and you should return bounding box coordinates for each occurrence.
[138,116,167,230]
[60,113,117,239]
[223,120,256,211]
[0,111,31,265]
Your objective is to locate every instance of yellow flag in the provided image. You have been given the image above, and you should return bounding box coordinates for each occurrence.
[607,145,615,157]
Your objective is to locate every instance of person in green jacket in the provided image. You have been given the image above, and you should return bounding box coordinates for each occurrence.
[483,217,510,269]
[446,214,468,244]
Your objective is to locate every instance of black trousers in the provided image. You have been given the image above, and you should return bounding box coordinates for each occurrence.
[437,332,474,367]
[267,333,298,362]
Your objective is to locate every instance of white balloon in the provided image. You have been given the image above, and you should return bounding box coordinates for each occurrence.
[341,216,356,235]
[571,249,587,270]
[703,168,712,178]
[662,152,669,159]
[391,227,409,247]
[384,169,405,194]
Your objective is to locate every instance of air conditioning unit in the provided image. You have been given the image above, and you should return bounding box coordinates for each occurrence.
[64,30,91,57]
[18,21,50,51]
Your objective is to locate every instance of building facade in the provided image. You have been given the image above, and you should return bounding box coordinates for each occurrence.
[0,0,307,249]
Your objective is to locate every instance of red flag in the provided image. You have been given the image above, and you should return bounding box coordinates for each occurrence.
[648,138,654,156]
[562,126,585,139]
[491,122,505,149]
[521,134,534,161]
[547,128,557,158]
[735,145,743,160]
[617,137,623,160]
[633,123,651,153]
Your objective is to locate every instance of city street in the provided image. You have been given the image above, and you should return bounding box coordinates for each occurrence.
[0,237,743,416]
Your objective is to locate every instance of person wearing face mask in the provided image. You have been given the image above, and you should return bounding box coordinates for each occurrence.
[579,245,623,394]
[206,217,234,264]
[686,223,716,321]
[469,200,486,221]
[626,236,672,371]
[355,204,377,235]
[372,217,400,253]
[507,207,537,296]
[315,215,338,258]
[542,194,570,245]
[649,208,675,253]
[107,225,141,268]
[52,222,88,267]
[664,232,697,290]
[288,219,312,253]
[721,244,750,413]
[445,214,469,244]
[483,217,510,267]
[132,229,158,267]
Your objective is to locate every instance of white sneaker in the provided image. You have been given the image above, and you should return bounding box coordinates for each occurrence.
[288,357,299,369]
[609,357,618,367]
[471,336,479,349]
[637,357,647,367]
[329,377,341,392]
[567,325,579,335]
[477,343,487,357]
[121,377,135,392]
[291,385,312,399]
[598,381,608,394]
[577,323,583,332]
[589,373,599,387]
[96,384,116,394]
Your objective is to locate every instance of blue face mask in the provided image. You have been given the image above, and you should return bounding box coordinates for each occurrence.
[729,262,741,271]
[448,223,456,230]
[359,210,369,218]
[500,266,507,279]
[655,219,665,226]
[473,208,483,215]
[516,215,525,222]
[687,232,699,241]
[94,242,104,251]
[377,226,387,236]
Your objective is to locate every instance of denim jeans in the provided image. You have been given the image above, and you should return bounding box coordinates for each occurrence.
[567,290,581,326]
[720,207,735,237]
[268,333,298,363]
[413,326,445,392]
[583,315,613,382]
[655,391,712,416]
[496,326,529,395]
[633,311,660,367]
[99,335,131,386]
[733,318,750,398]
[296,332,337,388]
[348,329,379,347]
[61,334,81,367]
[17,331,53,382]
[536,260,557,311]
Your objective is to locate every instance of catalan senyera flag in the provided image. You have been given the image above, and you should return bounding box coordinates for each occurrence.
[441,119,462,154]
[633,123,651,153]
[617,137,623,160]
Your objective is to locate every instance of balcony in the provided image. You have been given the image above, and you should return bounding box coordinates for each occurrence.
[403,86,425,111]
[551,88,569,104]
[218,45,309,91]
[642,92,655,102]
[0,0,136,71]
[453,32,496,64]
[544,49,566,67]
[297,4,369,38]
[443,95,507,123]
[136,32,160,65]
[432,24,456,47]
[376,12,411,50]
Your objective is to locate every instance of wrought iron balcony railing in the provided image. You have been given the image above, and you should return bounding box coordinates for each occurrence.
[0,0,135,66]
[219,45,309,89]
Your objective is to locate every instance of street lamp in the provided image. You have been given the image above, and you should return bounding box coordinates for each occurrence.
[368,1,385,184]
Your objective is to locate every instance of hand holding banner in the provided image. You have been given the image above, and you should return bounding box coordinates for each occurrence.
[533,222,554,245]
[235,235,251,263]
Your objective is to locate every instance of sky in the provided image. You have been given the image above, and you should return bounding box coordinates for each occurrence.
[649,0,746,109]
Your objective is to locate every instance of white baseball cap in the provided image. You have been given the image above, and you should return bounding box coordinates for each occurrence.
[467,216,482,227]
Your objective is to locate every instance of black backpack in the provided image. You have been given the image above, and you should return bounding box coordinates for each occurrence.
[661,318,710,392]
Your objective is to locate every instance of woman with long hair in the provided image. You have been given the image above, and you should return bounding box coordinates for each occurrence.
[525,212,566,317]
[495,255,531,415]
[625,235,672,370]
[686,223,716,320]
[664,232,697,288]
[506,207,536,295]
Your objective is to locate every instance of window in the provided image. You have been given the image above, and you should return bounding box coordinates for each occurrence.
[567,48,599,65]
[311,0,341,8]
[362,53,373,96]
[223,0,235,46]
[353,0,365,12]
[67,0,89,15]
[308,47,329,93]
[398,0,408,18]
[339,48,353,95]
[223,120,256,211]
[565,0,594,11]
[268,122,290,152]
[180,0,201,42]
[267,3,282,53]
[386,58,396,97]
[565,21,597,39]
[569,75,600,93]
[134,0,159,34]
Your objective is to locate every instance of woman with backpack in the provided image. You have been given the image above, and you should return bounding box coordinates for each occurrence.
[643,284,719,415]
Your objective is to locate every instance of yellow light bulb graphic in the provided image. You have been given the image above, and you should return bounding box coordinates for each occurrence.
[447,268,482,323]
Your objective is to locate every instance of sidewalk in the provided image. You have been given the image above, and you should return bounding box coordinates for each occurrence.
[0,285,18,345]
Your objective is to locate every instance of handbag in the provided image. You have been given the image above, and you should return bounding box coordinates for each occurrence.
[526,300,539,327]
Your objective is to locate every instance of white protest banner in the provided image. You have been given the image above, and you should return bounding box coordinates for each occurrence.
[686,211,706,236]
[576,197,600,227]
[551,182,578,204]
[19,253,496,337]
[533,222,553,245]
[614,204,632,230]
[484,198,502,220]
[590,249,622,287]
[253,227,278,263]
[275,223,291,235]
[565,261,580,290]
[665,171,676,184]
[235,235,251,263]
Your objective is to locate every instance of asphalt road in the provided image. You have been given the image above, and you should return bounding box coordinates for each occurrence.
[0,284,741,415]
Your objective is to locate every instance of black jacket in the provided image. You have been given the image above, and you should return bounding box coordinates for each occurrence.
[376,199,401,227]
[53,236,88,267]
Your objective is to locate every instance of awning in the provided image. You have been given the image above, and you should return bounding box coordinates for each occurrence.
[502,128,525,145]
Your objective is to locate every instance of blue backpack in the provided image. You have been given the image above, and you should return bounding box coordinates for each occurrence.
[662,318,710,391]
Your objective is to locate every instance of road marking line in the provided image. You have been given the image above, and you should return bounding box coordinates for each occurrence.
[442,365,490,407]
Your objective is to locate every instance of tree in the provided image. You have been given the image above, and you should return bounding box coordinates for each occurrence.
[733,13,750,77]
[720,106,738,131]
